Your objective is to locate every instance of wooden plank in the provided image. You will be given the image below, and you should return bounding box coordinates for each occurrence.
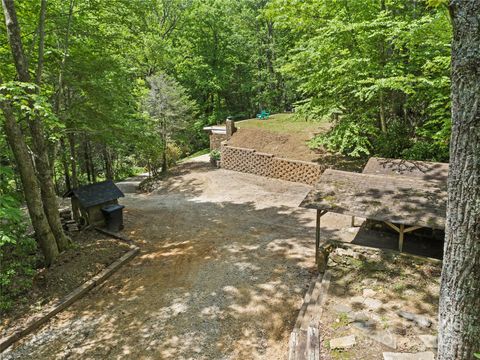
[0,246,139,353]
[294,274,321,330]
[306,326,320,360]
[289,271,330,360]
[300,169,446,230]
[288,330,298,360]
[300,271,331,330]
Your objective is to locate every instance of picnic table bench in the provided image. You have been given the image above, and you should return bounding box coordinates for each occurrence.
[299,167,447,261]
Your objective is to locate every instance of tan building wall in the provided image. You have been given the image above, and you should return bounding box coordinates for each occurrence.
[220,144,325,185]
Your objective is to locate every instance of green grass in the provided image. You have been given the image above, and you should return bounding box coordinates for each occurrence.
[332,312,350,329]
[235,113,328,135]
[180,148,209,162]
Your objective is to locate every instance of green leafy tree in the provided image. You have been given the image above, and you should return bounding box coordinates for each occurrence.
[268,0,452,160]
[143,74,197,173]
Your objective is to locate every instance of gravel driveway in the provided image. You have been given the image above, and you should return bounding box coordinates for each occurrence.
[3,156,354,360]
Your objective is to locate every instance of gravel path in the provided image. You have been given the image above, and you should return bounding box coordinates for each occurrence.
[3,156,354,360]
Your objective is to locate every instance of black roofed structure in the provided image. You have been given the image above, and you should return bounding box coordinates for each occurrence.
[64,180,125,227]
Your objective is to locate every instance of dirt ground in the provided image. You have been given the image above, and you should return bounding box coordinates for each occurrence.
[321,247,440,359]
[2,156,341,360]
[2,156,443,359]
[227,128,366,172]
[1,231,131,337]
[227,128,320,162]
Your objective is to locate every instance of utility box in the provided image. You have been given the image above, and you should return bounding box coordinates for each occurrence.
[101,204,125,232]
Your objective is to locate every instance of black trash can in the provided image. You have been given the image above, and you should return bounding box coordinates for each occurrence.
[101,204,125,232]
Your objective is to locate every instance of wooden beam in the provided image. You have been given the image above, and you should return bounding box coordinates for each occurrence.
[315,210,328,264]
[384,222,423,252]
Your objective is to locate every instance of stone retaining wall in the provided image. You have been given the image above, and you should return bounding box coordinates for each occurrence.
[210,133,228,150]
[221,144,324,185]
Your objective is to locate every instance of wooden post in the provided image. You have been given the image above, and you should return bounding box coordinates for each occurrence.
[316,210,321,263]
[226,119,236,139]
[399,224,405,252]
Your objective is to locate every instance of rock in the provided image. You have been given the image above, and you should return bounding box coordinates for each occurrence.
[363,288,377,297]
[370,330,397,349]
[336,248,359,258]
[361,278,377,286]
[392,324,407,336]
[404,289,416,297]
[418,335,437,349]
[330,285,347,296]
[349,312,370,322]
[353,322,397,349]
[383,351,435,360]
[364,297,383,310]
[332,303,352,314]
[350,296,365,304]
[330,335,356,349]
[397,311,432,328]
[352,319,376,331]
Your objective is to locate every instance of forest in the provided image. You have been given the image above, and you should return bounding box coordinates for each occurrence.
[1,0,479,358]
[0,0,453,309]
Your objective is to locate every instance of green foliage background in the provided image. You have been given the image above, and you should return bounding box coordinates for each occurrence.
[267,0,452,160]
[0,0,452,308]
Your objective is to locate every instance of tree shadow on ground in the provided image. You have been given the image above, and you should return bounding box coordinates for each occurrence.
[3,164,334,360]
[351,222,444,260]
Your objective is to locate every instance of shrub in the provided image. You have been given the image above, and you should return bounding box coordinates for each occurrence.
[0,194,36,312]
[401,141,449,162]
[210,150,221,161]
[374,120,413,159]
[309,116,376,158]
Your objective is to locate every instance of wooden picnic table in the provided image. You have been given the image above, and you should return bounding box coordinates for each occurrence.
[362,157,449,182]
[299,168,447,259]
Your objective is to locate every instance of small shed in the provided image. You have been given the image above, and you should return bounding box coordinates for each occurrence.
[64,180,125,227]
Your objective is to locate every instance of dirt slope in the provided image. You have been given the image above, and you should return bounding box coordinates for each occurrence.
[227,128,318,162]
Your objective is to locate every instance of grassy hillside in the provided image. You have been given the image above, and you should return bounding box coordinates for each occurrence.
[235,113,328,137]
[229,113,365,171]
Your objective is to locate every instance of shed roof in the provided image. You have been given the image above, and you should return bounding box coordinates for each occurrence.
[64,180,124,208]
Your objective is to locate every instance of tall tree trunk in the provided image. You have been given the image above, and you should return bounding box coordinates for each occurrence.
[68,132,78,188]
[438,1,480,359]
[2,0,70,252]
[83,140,92,182]
[378,0,387,134]
[161,120,167,173]
[60,137,71,191]
[87,141,96,183]
[1,101,59,266]
[103,145,114,180]
[379,91,387,133]
[35,0,46,85]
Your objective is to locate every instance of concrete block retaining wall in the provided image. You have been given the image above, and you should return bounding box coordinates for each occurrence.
[221,144,324,185]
